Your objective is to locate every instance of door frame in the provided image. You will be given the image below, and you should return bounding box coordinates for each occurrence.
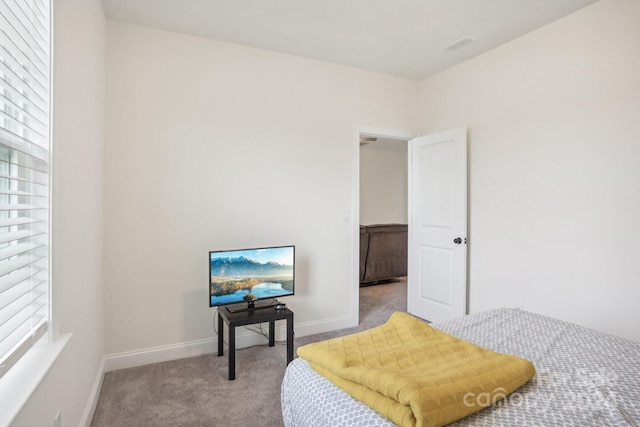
[351,126,415,327]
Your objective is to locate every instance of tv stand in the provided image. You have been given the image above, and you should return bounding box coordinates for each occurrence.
[217,306,294,380]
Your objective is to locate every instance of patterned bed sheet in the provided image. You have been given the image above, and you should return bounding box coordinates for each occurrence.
[281,308,640,426]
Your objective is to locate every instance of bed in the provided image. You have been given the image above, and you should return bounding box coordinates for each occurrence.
[281,308,640,426]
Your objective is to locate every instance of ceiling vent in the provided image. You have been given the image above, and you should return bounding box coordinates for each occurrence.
[444,36,477,52]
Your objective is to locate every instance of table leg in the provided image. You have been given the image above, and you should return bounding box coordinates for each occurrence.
[268,321,275,347]
[229,324,235,380]
[217,312,223,356]
[286,313,294,364]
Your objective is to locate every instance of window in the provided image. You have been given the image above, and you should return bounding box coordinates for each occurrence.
[0,0,51,378]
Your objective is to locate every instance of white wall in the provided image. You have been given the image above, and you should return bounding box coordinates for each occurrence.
[9,0,640,423]
[103,22,418,355]
[418,0,640,342]
[11,0,106,426]
[360,145,408,225]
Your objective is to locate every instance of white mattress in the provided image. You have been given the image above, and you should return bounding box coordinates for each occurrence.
[281,308,640,426]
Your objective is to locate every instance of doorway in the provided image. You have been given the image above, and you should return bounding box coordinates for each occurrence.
[352,126,468,326]
[352,127,413,326]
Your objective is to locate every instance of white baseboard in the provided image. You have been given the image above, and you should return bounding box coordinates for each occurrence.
[294,314,356,337]
[103,337,218,372]
[79,356,105,427]
[82,313,357,424]
[102,314,356,372]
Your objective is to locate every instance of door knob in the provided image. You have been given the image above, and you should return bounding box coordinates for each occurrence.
[453,237,462,244]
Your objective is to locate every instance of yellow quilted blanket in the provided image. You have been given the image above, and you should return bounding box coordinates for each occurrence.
[297,312,535,427]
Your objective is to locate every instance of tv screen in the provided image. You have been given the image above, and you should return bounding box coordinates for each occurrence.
[209,245,295,309]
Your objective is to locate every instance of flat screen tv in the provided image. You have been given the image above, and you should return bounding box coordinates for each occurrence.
[209,245,295,312]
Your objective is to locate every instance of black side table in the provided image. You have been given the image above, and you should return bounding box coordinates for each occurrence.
[217,306,294,380]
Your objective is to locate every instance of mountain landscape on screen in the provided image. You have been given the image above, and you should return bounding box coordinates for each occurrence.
[210,256,292,277]
[210,255,294,304]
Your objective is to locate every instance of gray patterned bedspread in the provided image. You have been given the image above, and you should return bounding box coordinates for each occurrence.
[281,308,640,426]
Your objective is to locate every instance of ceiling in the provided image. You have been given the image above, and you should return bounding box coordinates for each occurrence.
[101,0,598,80]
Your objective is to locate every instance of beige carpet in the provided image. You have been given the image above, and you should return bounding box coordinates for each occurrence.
[91,279,407,427]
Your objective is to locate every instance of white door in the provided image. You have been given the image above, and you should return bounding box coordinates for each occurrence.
[407,128,467,323]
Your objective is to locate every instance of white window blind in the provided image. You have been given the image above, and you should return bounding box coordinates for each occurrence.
[0,0,51,378]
